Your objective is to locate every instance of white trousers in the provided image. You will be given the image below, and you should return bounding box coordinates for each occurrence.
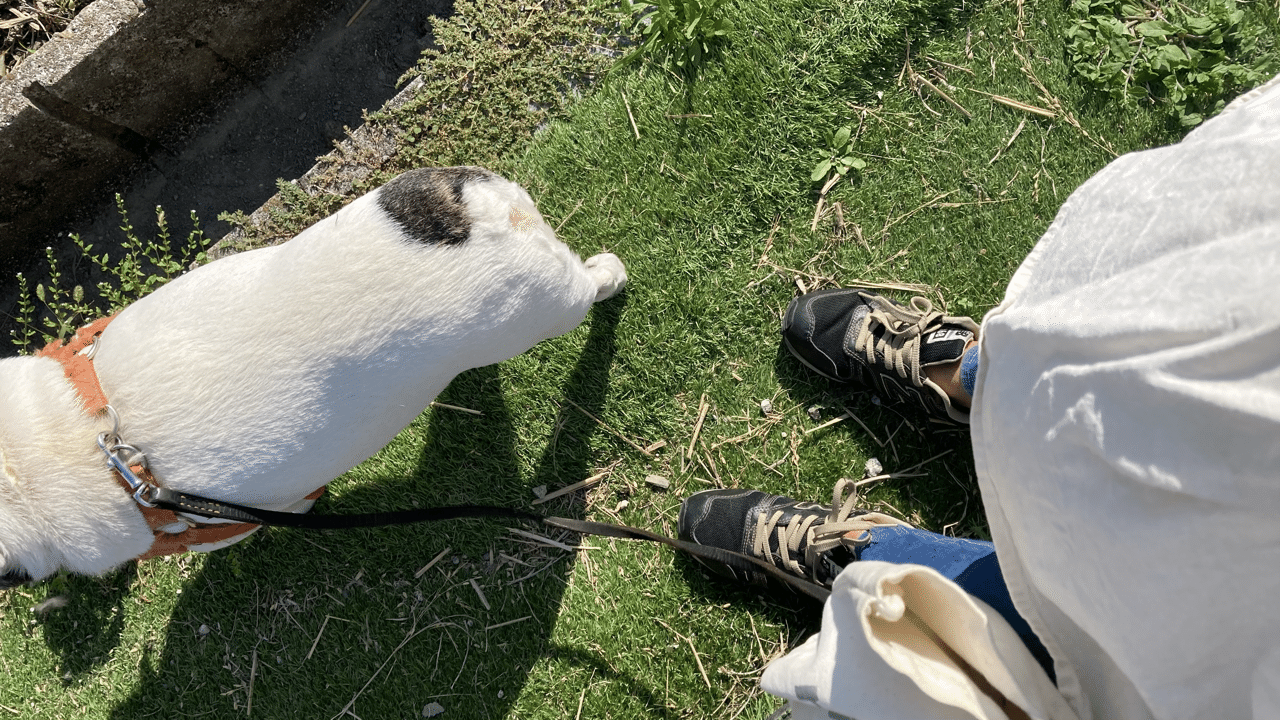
[763,73,1280,720]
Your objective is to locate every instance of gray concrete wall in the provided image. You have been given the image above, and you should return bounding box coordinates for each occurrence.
[0,0,345,260]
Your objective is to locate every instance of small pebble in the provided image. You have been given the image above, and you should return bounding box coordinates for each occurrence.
[644,474,671,490]
[423,701,445,717]
[865,457,883,478]
[870,395,882,406]
[807,406,822,421]
[197,624,210,637]
[497,690,505,699]
[760,399,773,415]
[532,485,547,499]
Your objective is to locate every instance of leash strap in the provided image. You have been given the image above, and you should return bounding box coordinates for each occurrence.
[543,517,831,602]
[149,487,542,528]
[48,325,814,593]
[149,489,831,602]
[63,331,823,596]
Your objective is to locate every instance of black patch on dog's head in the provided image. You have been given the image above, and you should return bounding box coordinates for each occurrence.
[377,167,495,246]
[0,567,31,590]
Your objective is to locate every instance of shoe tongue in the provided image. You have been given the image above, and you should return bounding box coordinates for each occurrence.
[919,324,973,366]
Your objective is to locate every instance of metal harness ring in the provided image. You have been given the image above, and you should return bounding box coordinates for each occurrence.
[98,405,159,508]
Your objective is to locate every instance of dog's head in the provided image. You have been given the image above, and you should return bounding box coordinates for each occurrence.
[0,356,156,587]
[0,454,155,587]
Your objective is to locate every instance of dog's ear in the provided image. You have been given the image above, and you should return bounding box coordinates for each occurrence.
[0,567,32,589]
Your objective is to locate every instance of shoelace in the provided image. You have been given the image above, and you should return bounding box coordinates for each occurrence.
[852,294,943,383]
[752,478,908,584]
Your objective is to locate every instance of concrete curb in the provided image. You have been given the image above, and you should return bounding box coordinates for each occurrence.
[0,0,345,260]
[208,76,422,262]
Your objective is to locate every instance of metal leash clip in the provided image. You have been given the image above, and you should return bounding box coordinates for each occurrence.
[97,405,160,508]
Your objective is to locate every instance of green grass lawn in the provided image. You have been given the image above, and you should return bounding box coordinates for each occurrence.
[1,0,1274,717]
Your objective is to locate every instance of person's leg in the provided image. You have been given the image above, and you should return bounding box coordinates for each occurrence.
[924,339,979,408]
[678,482,1053,678]
[684,292,1056,669]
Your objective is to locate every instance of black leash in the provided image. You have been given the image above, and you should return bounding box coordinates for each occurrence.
[150,486,544,528]
[150,487,832,602]
[543,516,831,602]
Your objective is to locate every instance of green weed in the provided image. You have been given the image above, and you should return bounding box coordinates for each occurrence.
[9,197,209,352]
[612,0,735,72]
[811,124,867,185]
[1065,0,1277,127]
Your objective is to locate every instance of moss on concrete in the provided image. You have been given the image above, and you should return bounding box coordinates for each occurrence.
[214,0,620,255]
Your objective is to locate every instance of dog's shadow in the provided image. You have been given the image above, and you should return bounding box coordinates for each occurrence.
[64,299,663,719]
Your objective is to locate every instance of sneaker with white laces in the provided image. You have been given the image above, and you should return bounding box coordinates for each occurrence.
[781,288,979,424]
[677,479,907,591]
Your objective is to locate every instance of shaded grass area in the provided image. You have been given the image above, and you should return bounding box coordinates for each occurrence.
[1,0,1270,717]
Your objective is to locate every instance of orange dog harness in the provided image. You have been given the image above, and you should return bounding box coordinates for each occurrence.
[36,317,323,560]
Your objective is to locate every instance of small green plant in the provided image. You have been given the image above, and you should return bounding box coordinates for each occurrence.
[811,124,867,186]
[11,197,209,353]
[216,208,254,234]
[1065,0,1277,127]
[268,179,347,237]
[10,272,40,351]
[24,245,97,347]
[613,0,734,72]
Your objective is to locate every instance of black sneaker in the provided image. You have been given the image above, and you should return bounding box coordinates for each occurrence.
[677,480,906,591]
[781,288,978,423]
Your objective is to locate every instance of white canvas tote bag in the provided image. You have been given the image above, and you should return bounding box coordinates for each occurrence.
[762,561,1079,720]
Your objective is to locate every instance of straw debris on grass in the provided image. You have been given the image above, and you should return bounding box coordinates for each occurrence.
[0,0,88,77]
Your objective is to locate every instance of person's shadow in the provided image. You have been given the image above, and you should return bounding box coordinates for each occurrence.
[30,297,681,719]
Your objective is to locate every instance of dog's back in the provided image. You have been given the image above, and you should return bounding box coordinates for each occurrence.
[0,167,623,581]
[91,168,625,507]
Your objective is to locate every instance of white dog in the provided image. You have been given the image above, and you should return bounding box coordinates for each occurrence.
[0,167,626,587]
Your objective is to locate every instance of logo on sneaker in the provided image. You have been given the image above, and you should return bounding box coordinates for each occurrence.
[925,328,972,344]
